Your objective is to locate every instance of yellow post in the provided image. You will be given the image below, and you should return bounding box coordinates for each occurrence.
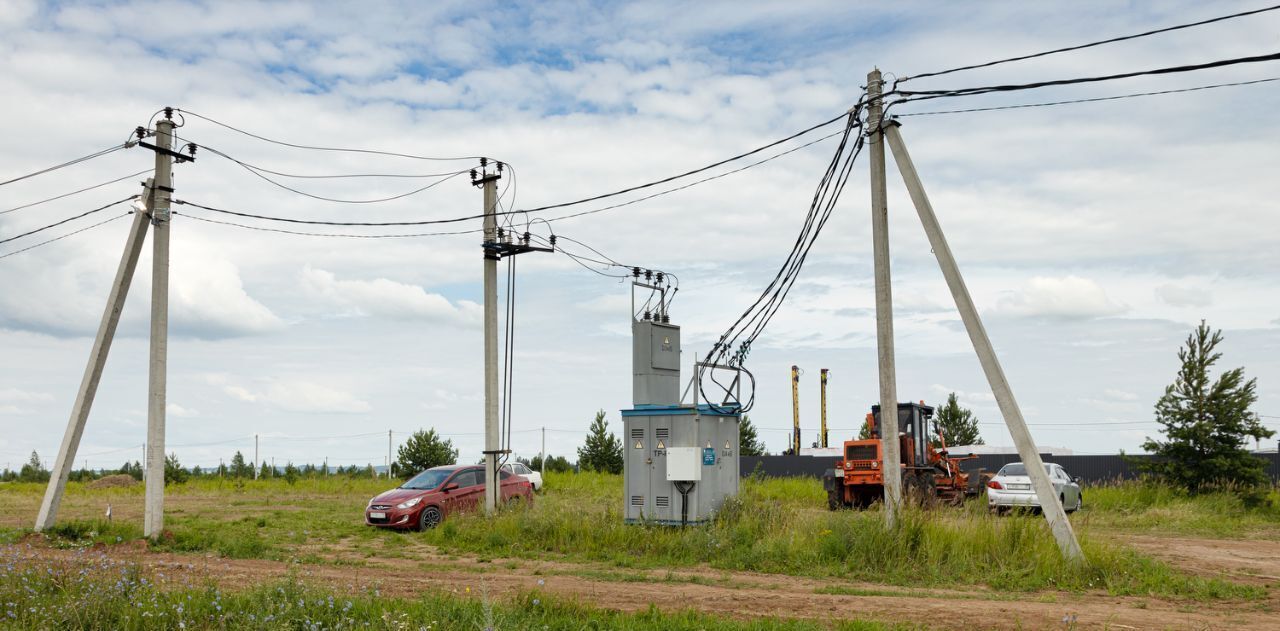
[820,369,829,448]
[790,365,801,454]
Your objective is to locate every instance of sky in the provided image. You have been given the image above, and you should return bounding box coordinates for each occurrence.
[2,1,1279,472]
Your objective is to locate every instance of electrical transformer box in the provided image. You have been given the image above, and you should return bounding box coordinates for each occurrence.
[622,405,739,524]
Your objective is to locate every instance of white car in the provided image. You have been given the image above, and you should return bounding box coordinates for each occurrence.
[986,462,1082,513]
[501,462,542,492]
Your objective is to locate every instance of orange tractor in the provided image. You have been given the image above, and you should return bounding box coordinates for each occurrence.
[823,402,981,509]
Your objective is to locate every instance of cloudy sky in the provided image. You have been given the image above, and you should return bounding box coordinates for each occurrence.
[2,1,1279,472]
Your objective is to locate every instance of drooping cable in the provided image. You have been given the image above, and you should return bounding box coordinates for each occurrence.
[175,211,480,238]
[1,170,150,216]
[898,3,1280,83]
[174,109,487,162]
[0,144,131,187]
[198,145,472,204]
[0,212,133,260]
[0,196,138,246]
[895,76,1280,116]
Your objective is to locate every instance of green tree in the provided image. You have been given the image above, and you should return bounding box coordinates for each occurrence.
[546,455,574,473]
[577,410,623,474]
[933,392,983,447]
[119,460,143,481]
[283,462,300,485]
[857,417,874,440]
[395,429,459,478]
[229,451,249,478]
[18,451,49,483]
[164,453,188,485]
[1142,321,1274,490]
[738,415,766,456]
[191,465,203,477]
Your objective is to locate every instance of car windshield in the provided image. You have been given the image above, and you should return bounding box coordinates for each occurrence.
[400,469,453,490]
[997,463,1053,476]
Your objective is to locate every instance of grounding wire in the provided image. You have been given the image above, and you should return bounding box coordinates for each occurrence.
[0,196,138,246]
[0,143,131,187]
[0,212,132,260]
[895,76,1280,116]
[174,109,488,162]
[1,170,151,215]
[898,3,1280,83]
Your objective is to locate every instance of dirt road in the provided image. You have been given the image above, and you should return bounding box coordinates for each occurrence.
[12,535,1278,630]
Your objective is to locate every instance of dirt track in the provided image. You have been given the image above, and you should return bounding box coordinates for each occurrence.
[13,535,1280,630]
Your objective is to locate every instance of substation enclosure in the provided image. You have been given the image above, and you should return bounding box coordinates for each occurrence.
[623,312,741,525]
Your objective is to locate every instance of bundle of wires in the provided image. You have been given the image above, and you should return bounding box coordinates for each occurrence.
[699,104,866,413]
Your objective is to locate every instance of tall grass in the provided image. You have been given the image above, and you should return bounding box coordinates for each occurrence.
[1083,480,1280,538]
[421,472,1257,599]
[0,548,906,630]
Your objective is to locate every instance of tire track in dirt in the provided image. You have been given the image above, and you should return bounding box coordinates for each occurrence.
[11,539,1273,630]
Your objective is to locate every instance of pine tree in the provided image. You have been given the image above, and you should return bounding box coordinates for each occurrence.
[577,410,623,474]
[395,429,459,478]
[230,451,249,478]
[858,417,874,440]
[738,415,766,456]
[164,453,188,485]
[1142,321,1274,490]
[933,392,983,447]
[18,451,49,483]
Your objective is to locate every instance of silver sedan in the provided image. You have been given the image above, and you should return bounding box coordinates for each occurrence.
[986,462,1082,513]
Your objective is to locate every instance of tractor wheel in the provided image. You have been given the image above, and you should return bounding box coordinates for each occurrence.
[827,487,843,511]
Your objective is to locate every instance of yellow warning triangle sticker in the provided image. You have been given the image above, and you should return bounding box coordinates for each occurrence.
[634,440,643,449]
[657,439,665,449]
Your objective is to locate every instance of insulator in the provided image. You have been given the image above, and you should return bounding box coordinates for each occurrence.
[550,235,557,247]
[163,107,173,120]
[497,161,504,173]
[470,169,478,181]
[480,157,488,167]
[523,231,530,243]
[632,267,641,278]
[644,269,653,281]
[661,314,670,324]
[643,310,651,321]
[134,126,146,140]
[655,272,664,283]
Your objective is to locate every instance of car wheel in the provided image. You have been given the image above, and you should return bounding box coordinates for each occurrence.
[418,506,443,530]
[1075,492,1083,512]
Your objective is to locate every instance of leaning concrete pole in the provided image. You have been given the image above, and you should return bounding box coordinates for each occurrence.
[481,173,500,515]
[883,122,1084,561]
[34,183,153,531]
[144,117,175,538]
[867,69,902,526]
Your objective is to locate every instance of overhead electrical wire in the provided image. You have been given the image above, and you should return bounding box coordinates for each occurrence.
[513,112,849,215]
[0,143,133,187]
[889,51,1280,105]
[174,108,488,162]
[176,211,480,239]
[0,196,138,246]
[0,213,133,260]
[698,106,865,413]
[897,3,1280,83]
[1,170,150,216]
[895,76,1280,116]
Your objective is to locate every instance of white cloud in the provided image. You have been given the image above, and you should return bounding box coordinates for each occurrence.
[995,276,1126,320]
[1155,283,1212,308]
[166,403,198,418]
[222,380,371,414]
[300,266,479,326]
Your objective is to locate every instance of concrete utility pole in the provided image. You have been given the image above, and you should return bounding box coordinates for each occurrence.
[33,176,155,531]
[867,69,902,527]
[387,430,393,479]
[253,434,259,480]
[144,116,175,539]
[481,172,501,514]
[883,123,1085,562]
[540,427,545,472]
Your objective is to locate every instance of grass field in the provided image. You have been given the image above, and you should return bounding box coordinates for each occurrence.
[2,473,1273,603]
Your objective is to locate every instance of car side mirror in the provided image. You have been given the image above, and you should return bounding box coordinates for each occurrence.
[1072,476,1081,484]
[442,482,458,492]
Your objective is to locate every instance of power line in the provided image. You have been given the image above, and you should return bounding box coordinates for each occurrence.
[1,170,149,215]
[0,143,131,187]
[898,3,1280,83]
[891,51,1280,105]
[175,108,487,162]
[896,76,1280,117]
[176,211,480,239]
[0,197,137,246]
[0,212,132,260]
[513,113,848,215]
[199,144,472,204]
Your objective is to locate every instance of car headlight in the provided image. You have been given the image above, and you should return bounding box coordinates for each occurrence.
[396,497,421,509]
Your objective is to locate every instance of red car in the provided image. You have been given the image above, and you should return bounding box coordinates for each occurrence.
[365,464,532,530]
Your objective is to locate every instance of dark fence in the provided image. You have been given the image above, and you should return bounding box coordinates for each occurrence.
[741,452,1280,483]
